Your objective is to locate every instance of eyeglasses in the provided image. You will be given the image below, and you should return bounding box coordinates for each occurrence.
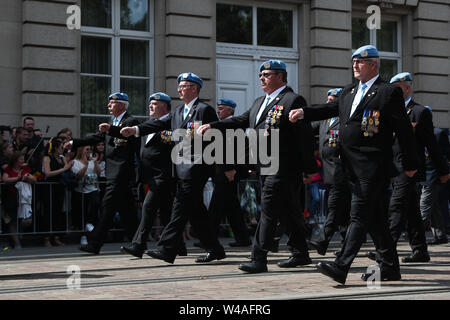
[177,84,195,90]
[259,72,278,78]
[352,59,373,65]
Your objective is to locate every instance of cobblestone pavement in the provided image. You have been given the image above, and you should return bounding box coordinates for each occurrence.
[0,238,449,301]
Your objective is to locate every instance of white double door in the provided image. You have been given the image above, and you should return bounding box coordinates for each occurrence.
[216,56,298,117]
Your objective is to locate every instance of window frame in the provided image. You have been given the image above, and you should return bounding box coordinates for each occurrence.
[80,0,154,124]
[351,14,402,78]
[216,0,298,59]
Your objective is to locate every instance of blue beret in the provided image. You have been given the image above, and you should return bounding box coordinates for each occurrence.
[108,92,128,102]
[259,60,287,72]
[352,45,379,59]
[177,72,203,87]
[217,98,236,109]
[149,92,171,104]
[390,72,413,84]
[327,88,343,97]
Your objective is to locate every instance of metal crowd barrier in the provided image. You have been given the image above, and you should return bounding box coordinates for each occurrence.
[0,178,265,239]
[0,181,109,237]
[1,177,320,242]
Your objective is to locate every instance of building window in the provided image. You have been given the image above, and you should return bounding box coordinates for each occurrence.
[80,0,153,135]
[352,17,401,82]
[217,3,295,49]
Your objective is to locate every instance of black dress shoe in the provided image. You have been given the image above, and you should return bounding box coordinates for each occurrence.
[238,261,268,273]
[229,241,251,247]
[316,262,347,285]
[79,243,100,255]
[402,250,430,263]
[277,255,312,268]
[308,240,327,256]
[367,251,377,261]
[361,267,401,281]
[145,249,176,264]
[195,251,226,263]
[120,244,146,258]
[334,250,341,257]
[427,238,448,245]
[178,246,188,256]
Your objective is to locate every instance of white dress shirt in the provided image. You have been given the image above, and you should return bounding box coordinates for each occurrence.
[255,85,286,124]
[349,75,379,117]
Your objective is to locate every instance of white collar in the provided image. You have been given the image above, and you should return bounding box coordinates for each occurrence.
[404,97,412,108]
[114,111,127,124]
[266,85,287,101]
[184,97,198,110]
[359,75,379,91]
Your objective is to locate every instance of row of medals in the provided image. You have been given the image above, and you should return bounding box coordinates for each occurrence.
[361,109,380,137]
[264,105,283,136]
[328,130,339,147]
[160,130,172,143]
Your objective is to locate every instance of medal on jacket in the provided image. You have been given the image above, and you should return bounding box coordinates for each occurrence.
[264,105,283,136]
[113,137,127,147]
[160,130,173,144]
[186,122,195,139]
[367,110,374,137]
[328,130,340,147]
[361,110,369,136]
[424,147,429,159]
[373,110,380,133]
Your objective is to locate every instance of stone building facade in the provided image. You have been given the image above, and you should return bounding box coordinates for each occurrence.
[0,0,448,137]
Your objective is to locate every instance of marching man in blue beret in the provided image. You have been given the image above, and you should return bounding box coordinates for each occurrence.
[120,92,189,258]
[198,60,318,273]
[366,72,450,264]
[290,45,419,284]
[66,92,141,254]
[120,72,226,264]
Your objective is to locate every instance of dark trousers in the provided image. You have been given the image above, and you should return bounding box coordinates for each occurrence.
[335,177,399,272]
[71,190,100,230]
[323,183,351,245]
[209,173,250,243]
[132,178,173,247]
[252,175,309,262]
[90,181,138,247]
[389,173,428,253]
[40,183,66,233]
[420,183,449,240]
[158,175,224,256]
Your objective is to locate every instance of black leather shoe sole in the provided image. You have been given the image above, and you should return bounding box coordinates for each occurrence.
[238,263,268,273]
[195,252,226,263]
[316,262,346,285]
[277,257,312,268]
[79,244,100,255]
[145,250,175,264]
[120,246,144,258]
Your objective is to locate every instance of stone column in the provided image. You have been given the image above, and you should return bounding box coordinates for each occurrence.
[22,0,81,137]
